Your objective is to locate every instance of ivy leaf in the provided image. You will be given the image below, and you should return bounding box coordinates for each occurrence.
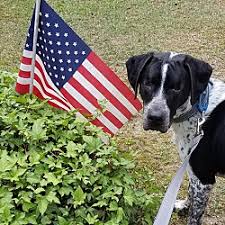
[30,119,47,141]
[73,186,86,207]
[37,198,48,215]
[44,173,61,186]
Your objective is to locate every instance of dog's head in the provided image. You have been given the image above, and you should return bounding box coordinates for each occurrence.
[126,52,212,133]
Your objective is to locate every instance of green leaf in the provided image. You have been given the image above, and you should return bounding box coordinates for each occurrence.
[44,173,61,186]
[30,119,47,141]
[46,191,60,204]
[73,186,86,206]
[37,198,48,215]
[85,213,99,224]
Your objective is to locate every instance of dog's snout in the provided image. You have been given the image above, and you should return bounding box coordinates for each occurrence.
[148,112,163,123]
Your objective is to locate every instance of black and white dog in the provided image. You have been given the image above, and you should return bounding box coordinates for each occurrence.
[126,51,225,225]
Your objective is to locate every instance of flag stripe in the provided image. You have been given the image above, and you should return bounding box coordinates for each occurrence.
[33,80,70,111]
[63,82,118,134]
[87,52,142,111]
[68,74,123,129]
[78,65,133,120]
[60,87,113,134]
[19,69,30,78]
[83,58,139,115]
[20,64,32,72]
[74,71,128,124]
[21,56,32,65]
[17,76,31,85]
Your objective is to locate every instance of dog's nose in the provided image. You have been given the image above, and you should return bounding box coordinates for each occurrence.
[148,113,163,123]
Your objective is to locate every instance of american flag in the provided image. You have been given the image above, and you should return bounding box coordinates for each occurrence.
[16,0,142,135]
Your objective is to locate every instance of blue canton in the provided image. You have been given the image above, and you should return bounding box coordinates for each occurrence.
[25,0,91,89]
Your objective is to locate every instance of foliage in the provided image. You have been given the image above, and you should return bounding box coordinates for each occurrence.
[0,71,160,225]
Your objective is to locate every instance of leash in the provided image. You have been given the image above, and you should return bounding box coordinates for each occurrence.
[153,134,203,225]
[153,83,211,225]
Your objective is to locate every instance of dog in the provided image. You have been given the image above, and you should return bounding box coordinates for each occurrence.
[126,51,225,225]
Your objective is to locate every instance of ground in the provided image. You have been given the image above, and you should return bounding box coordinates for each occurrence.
[0,0,225,224]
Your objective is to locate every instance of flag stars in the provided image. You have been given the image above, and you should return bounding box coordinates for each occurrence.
[47,64,51,68]
[38,28,41,32]
[68,68,72,72]
[36,43,39,47]
[75,59,79,64]
[73,42,77,46]
[67,59,71,64]
[66,51,70,55]
[39,12,42,16]
[50,49,54,54]
[56,82,59,86]
[55,74,58,78]
[39,36,43,41]
[46,22,50,27]
[65,42,69,46]
[52,57,55,62]
[62,75,65,80]
[54,23,59,28]
[59,59,63,63]
[41,45,44,49]
[26,43,29,48]
[74,51,78,55]
[44,39,47,43]
[38,51,42,55]
[49,72,52,76]
[27,33,30,37]
[60,67,65,72]
[49,40,53,45]
[64,33,68,37]
[58,50,62,55]
[47,32,52,36]
[41,21,44,25]
[46,56,50,60]
[82,51,86,55]
[45,47,48,51]
[42,30,45,34]
[56,41,61,46]
[45,13,49,18]
[56,32,60,37]
[53,66,57,70]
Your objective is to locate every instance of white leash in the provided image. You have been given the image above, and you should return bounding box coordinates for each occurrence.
[153,134,203,225]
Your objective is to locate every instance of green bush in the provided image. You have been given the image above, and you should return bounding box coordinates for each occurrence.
[0,71,160,225]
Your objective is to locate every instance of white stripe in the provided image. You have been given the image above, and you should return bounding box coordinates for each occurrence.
[33,80,70,111]
[20,64,32,72]
[159,63,169,95]
[23,49,33,58]
[64,82,118,134]
[74,71,128,124]
[34,67,72,110]
[17,77,31,85]
[83,59,138,115]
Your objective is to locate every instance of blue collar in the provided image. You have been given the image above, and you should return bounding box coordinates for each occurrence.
[194,82,210,113]
[173,82,212,123]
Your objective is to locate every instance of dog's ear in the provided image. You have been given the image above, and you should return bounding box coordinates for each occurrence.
[126,52,154,98]
[184,55,212,105]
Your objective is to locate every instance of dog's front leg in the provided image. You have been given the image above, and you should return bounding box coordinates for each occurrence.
[187,176,213,225]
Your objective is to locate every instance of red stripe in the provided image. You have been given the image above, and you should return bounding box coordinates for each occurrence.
[60,87,113,135]
[21,56,32,65]
[87,52,142,111]
[33,86,66,111]
[78,65,133,120]
[15,83,29,94]
[68,77,123,128]
[33,73,71,110]
[18,69,30,78]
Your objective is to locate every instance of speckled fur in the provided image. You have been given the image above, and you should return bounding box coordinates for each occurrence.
[172,78,225,224]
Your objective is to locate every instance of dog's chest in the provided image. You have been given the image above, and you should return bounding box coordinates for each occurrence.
[172,118,197,160]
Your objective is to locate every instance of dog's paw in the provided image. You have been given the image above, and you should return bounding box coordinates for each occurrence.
[174,199,190,217]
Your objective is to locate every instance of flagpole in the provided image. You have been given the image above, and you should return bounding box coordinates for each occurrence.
[29,0,42,94]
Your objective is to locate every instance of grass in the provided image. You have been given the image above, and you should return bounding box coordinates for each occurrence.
[1,0,225,224]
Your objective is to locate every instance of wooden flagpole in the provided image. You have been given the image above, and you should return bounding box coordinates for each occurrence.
[29,0,42,94]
